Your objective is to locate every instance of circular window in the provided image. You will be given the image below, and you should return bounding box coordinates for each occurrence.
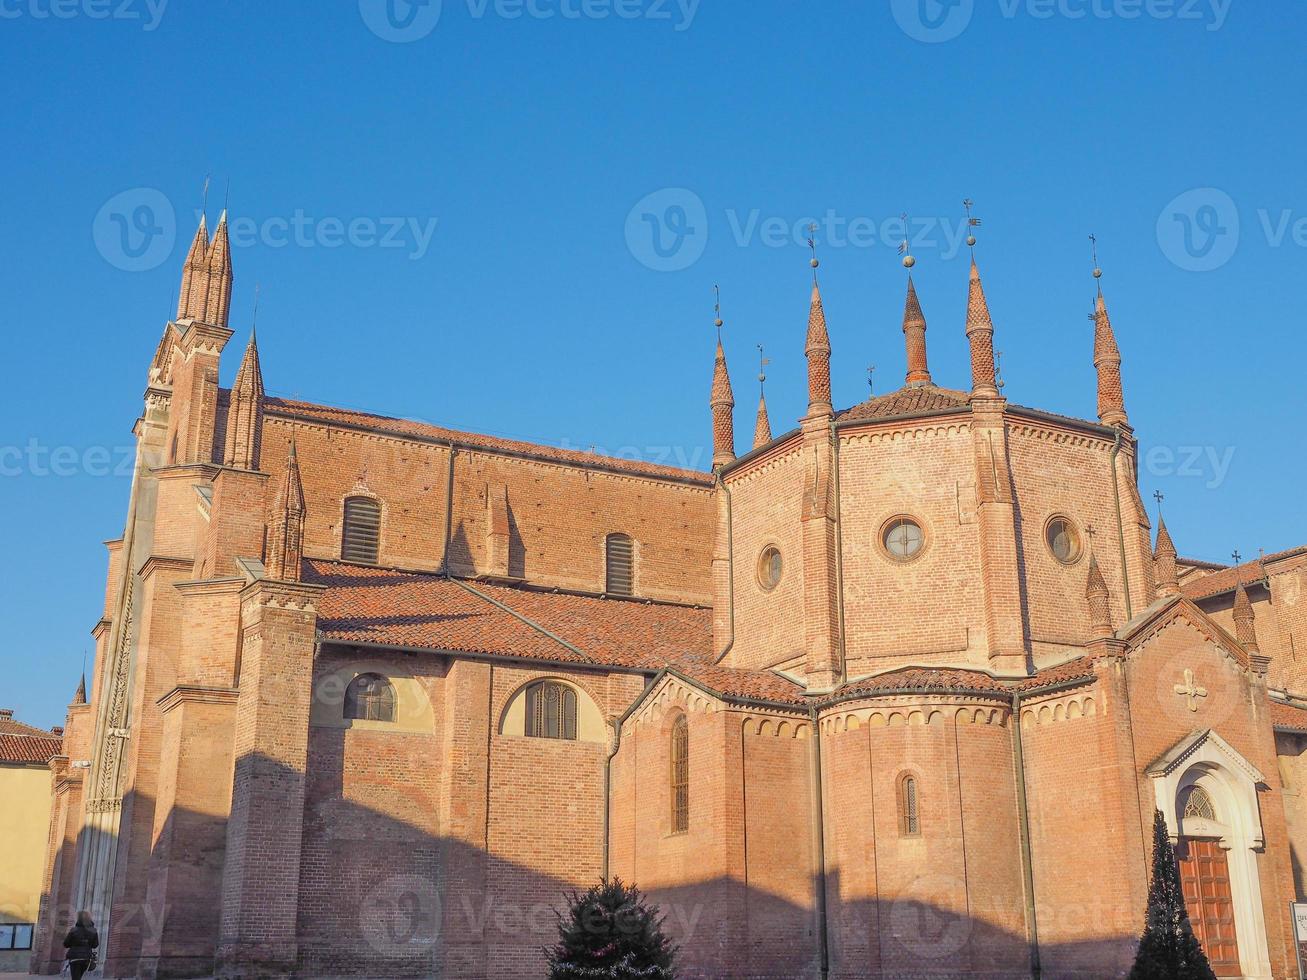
[1045,516,1082,564]
[757,546,783,591]
[881,516,925,562]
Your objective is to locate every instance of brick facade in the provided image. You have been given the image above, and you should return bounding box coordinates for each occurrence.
[32,221,1307,978]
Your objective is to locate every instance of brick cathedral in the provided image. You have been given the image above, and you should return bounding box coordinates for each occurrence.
[31,210,1307,979]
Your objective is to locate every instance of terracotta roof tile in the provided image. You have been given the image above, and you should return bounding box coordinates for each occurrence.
[306,560,711,670]
[1182,546,1307,601]
[1271,699,1307,733]
[0,731,62,765]
[264,396,713,485]
[838,385,970,422]
[669,657,808,705]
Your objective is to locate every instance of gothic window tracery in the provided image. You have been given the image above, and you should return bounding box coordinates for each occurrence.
[344,672,396,722]
[525,680,578,740]
[671,714,689,834]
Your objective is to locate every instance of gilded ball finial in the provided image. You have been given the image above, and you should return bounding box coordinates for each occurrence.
[1093,267,1103,280]
[714,317,723,328]
[810,257,819,269]
[757,372,765,383]
[966,235,977,248]
[902,254,916,269]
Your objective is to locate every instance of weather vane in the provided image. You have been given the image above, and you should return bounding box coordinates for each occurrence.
[995,350,1006,391]
[963,198,981,250]
[757,344,770,394]
[807,222,820,282]
[713,284,723,338]
[1090,233,1103,293]
[898,212,915,269]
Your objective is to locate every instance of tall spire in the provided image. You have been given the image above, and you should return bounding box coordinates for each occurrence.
[966,259,999,398]
[1092,292,1128,428]
[72,673,87,706]
[1154,514,1180,596]
[176,213,210,321]
[266,440,306,582]
[753,344,772,449]
[224,328,265,470]
[205,209,233,328]
[1232,580,1259,654]
[804,228,833,417]
[1085,552,1113,640]
[710,287,735,469]
[902,276,932,387]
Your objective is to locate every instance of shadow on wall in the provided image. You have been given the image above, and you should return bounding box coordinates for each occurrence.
[35,751,1138,979]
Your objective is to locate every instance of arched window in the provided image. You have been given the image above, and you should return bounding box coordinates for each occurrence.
[899,774,920,836]
[344,673,396,722]
[525,681,577,740]
[342,496,381,564]
[605,533,634,596]
[671,715,689,834]
[1183,785,1217,822]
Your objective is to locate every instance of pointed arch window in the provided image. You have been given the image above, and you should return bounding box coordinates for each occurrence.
[342,496,381,564]
[525,681,578,740]
[671,714,689,834]
[898,774,920,836]
[344,673,396,722]
[605,533,634,596]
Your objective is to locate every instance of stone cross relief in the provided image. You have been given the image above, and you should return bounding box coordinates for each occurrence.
[1174,668,1209,712]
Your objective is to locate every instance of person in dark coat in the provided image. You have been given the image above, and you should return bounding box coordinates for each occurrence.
[62,910,98,980]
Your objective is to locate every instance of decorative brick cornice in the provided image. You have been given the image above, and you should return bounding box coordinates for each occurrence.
[156,685,240,713]
[91,618,112,640]
[175,577,245,597]
[138,555,194,581]
[175,320,234,357]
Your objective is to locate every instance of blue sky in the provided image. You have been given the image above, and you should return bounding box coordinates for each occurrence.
[2,0,1302,728]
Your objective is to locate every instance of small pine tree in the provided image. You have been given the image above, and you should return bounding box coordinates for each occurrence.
[546,878,677,980]
[1129,809,1218,980]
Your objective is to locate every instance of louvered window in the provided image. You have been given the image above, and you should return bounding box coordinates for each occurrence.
[525,681,577,740]
[344,673,396,722]
[671,715,689,834]
[900,775,920,836]
[605,533,634,596]
[342,496,381,564]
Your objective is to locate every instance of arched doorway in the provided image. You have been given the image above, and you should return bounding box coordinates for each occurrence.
[1148,729,1273,980]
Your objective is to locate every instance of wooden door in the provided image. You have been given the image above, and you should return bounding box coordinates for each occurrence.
[1177,837,1241,975]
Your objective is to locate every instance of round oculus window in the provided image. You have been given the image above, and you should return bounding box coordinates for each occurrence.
[758,546,783,590]
[882,517,925,561]
[1045,516,1082,564]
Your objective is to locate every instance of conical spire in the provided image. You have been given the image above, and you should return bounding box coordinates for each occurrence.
[753,393,772,449]
[1093,292,1128,427]
[72,674,87,706]
[205,209,233,328]
[806,282,833,416]
[223,328,265,470]
[965,260,999,398]
[266,440,306,581]
[902,276,931,387]
[177,214,210,321]
[1085,552,1113,640]
[710,339,736,469]
[1233,580,1259,653]
[1154,515,1180,596]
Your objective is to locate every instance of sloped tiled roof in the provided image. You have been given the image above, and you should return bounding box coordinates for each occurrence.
[0,713,62,765]
[306,560,712,670]
[1183,546,1307,601]
[669,657,808,705]
[1271,699,1307,733]
[264,396,713,485]
[838,385,971,422]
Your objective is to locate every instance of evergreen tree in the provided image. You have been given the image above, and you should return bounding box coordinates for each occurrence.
[1129,809,1218,980]
[546,878,677,980]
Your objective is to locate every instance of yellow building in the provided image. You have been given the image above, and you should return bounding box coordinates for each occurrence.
[0,708,62,974]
